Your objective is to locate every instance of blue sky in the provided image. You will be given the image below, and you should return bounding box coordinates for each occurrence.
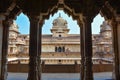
[15,10,104,34]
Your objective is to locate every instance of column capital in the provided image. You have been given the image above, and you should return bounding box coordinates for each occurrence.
[81,15,94,25]
[28,15,40,23]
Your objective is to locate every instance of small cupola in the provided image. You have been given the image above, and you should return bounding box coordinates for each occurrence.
[51,14,69,37]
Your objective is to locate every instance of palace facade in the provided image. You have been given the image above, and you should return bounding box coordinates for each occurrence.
[8,15,113,64]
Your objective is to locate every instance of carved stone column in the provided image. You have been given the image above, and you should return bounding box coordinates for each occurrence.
[111,19,120,80]
[80,25,85,80]
[82,17,93,80]
[27,16,41,80]
[0,15,5,80]
[1,19,13,80]
[37,20,44,80]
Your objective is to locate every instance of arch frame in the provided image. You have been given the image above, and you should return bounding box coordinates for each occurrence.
[0,0,120,80]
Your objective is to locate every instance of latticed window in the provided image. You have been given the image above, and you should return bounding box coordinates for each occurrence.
[55,46,65,52]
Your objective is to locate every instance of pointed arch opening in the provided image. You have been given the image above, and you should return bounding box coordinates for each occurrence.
[92,8,116,79]
[41,10,81,75]
[7,12,30,80]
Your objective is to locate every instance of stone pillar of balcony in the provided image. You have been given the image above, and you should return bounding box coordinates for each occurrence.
[82,16,93,80]
[27,16,41,80]
[116,18,120,80]
[1,18,13,80]
[0,15,5,80]
[38,19,44,80]
[79,23,85,80]
[110,18,120,80]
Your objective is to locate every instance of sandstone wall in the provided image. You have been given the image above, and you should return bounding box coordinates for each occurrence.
[7,64,113,73]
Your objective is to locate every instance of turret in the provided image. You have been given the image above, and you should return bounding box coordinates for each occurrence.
[51,14,69,37]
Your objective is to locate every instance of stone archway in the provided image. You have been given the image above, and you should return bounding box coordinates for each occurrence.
[100,2,120,80]
[0,0,120,80]
[0,1,106,80]
[30,2,84,80]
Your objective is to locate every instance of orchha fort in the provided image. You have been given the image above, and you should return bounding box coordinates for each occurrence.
[8,15,113,65]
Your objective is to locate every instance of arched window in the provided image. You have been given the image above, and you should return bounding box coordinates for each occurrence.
[58,47,62,52]
[55,46,65,52]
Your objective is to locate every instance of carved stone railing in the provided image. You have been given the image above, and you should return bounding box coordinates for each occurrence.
[41,52,81,58]
[7,52,113,64]
[8,52,81,58]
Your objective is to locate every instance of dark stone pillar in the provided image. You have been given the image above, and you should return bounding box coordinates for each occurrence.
[80,25,85,80]
[111,20,120,80]
[1,19,12,80]
[27,16,41,80]
[38,20,44,80]
[83,17,93,80]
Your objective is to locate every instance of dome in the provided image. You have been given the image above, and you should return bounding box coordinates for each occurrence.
[100,21,111,32]
[9,21,19,33]
[51,14,70,37]
[52,15,67,27]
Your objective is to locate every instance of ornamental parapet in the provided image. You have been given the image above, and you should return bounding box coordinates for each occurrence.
[8,52,81,58]
[7,52,113,64]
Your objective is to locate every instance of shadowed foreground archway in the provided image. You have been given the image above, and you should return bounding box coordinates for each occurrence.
[0,0,120,80]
